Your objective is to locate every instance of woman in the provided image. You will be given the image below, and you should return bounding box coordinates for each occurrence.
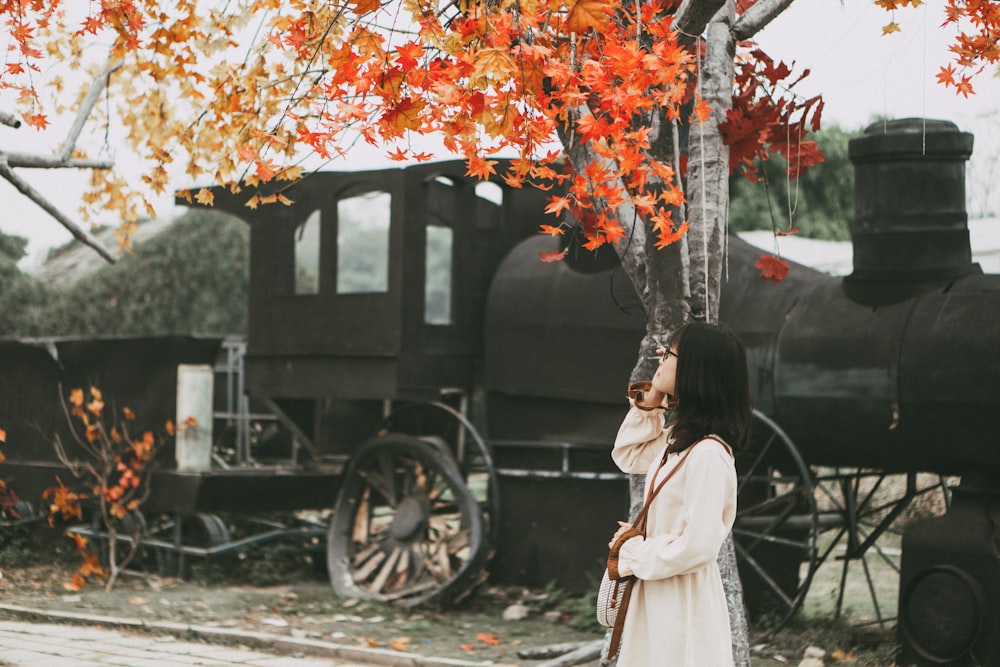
[608,322,751,666]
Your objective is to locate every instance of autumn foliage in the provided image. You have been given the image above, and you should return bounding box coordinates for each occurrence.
[44,387,167,591]
[0,0,996,281]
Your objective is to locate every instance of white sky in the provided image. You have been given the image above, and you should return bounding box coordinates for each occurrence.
[2,0,998,268]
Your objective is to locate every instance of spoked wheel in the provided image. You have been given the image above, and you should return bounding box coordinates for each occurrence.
[328,433,490,606]
[734,409,820,633]
[811,467,953,626]
[375,400,499,548]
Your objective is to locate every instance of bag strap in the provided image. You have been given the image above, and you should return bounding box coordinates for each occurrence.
[632,445,688,534]
[630,432,731,536]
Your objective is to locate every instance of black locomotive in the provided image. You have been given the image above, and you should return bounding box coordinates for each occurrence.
[2,118,996,665]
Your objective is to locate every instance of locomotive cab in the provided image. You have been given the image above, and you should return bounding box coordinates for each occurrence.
[189,160,548,453]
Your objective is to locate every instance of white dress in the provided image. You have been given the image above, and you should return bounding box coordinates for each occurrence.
[611,403,737,667]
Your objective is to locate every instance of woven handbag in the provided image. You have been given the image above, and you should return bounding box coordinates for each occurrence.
[597,444,694,659]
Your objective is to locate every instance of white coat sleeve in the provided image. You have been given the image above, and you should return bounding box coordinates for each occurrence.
[615,442,736,580]
[611,403,668,474]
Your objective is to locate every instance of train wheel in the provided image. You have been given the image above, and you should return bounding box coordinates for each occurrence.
[327,433,489,607]
[155,512,231,577]
[375,401,500,550]
[811,468,953,626]
[734,410,820,634]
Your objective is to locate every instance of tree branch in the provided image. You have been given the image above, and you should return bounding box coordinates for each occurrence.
[732,0,796,40]
[675,0,728,47]
[4,152,114,169]
[58,59,122,163]
[0,157,117,263]
[0,111,21,129]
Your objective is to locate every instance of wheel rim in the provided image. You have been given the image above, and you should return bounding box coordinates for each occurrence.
[328,433,489,606]
[734,409,820,633]
[375,401,500,548]
[811,467,953,625]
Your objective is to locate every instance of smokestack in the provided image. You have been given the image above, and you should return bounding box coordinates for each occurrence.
[846,118,980,301]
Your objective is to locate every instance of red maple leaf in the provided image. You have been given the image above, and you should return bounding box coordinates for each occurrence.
[755,254,790,283]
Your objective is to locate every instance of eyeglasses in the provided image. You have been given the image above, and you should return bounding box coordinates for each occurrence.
[646,348,679,363]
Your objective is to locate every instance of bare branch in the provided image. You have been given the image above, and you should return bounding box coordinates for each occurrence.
[0,111,21,129]
[0,156,117,263]
[733,0,796,40]
[4,152,114,169]
[58,59,122,163]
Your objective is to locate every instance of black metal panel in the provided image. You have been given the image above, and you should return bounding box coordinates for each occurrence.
[145,466,343,513]
[720,235,829,416]
[773,281,914,470]
[485,235,642,404]
[0,340,63,460]
[897,274,1000,473]
[244,356,400,399]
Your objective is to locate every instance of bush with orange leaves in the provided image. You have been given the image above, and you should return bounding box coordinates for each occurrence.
[45,387,170,591]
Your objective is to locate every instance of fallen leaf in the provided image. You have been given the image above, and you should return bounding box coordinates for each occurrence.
[128,596,148,606]
[389,636,411,651]
[831,648,857,662]
[460,643,474,651]
[476,632,500,645]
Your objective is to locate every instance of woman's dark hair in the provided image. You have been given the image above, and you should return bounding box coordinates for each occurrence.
[666,322,752,453]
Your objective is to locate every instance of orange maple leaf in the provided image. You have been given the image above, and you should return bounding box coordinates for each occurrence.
[544,195,572,216]
[412,151,434,162]
[936,63,957,87]
[882,21,901,35]
[539,249,568,263]
[387,147,408,161]
[539,224,565,236]
[383,97,425,131]
[476,632,500,645]
[67,532,88,551]
[691,94,711,125]
[565,0,612,33]
[0,427,6,443]
[389,637,411,651]
[64,573,85,591]
[395,41,423,69]
[654,220,689,249]
[22,113,49,130]
[466,156,498,180]
[352,0,381,13]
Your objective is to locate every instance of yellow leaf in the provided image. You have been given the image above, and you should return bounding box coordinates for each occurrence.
[195,188,215,206]
[565,0,612,33]
[69,388,84,408]
[882,21,901,35]
[830,648,857,661]
[472,48,518,84]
